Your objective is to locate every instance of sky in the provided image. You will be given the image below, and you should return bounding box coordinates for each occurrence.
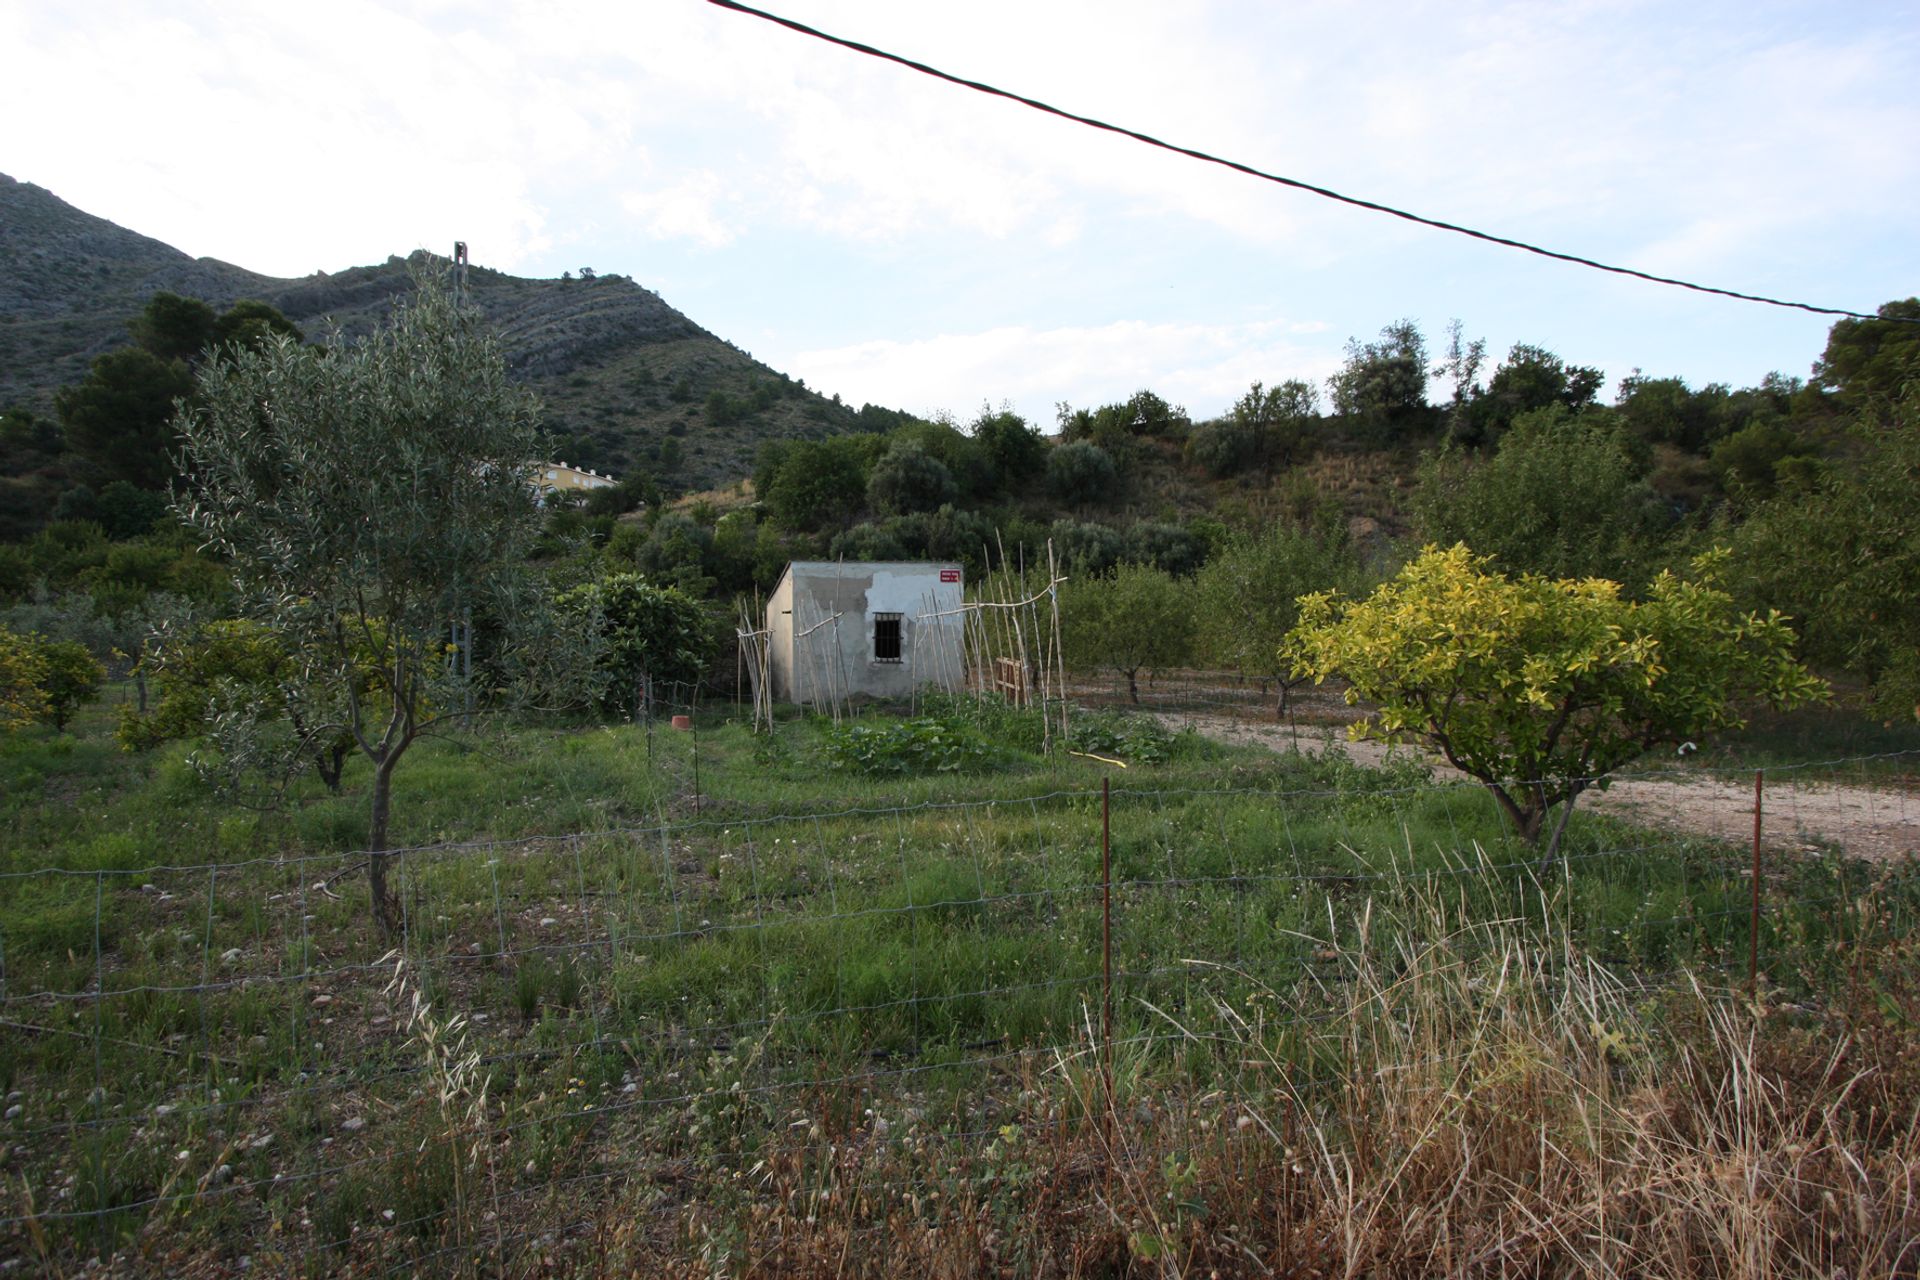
[5,0,1917,427]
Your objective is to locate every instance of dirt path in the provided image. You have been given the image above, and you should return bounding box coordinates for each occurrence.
[1155,711,1920,863]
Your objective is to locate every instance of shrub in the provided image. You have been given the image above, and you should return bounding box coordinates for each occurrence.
[1066,709,1178,765]
[827,522,909,562]
[0,626,50,731]
[1048,519,1126,576]
[918,690,1047,755]
[1045,441,1117,506]
[631,512,717,595]
[867,441,958,517]
[1122,521,1207,577]
[30,638,104,730]
[971,408,1045,492]
[555,572,715,714]
[822,715,1009,776]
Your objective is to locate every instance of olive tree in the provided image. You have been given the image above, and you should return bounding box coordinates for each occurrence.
[866,440,957,516]
[1327,319,1428,436]
[1190,378,1321,478]
[1287,545,1823,858]
[1046,441,1118,506]
[173,266,546,930]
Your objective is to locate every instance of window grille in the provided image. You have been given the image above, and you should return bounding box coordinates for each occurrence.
[873,613,903,662]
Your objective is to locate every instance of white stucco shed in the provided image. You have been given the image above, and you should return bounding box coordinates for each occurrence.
[766,561,966,705]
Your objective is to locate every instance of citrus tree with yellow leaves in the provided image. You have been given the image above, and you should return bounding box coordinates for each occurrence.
[1286,544,1825,855]
[0,626,51,732]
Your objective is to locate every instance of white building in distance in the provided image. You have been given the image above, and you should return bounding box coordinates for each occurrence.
[767,561,966,704]
[534,461,618,502]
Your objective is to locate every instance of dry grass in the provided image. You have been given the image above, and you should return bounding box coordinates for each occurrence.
[558,893,1920,1279]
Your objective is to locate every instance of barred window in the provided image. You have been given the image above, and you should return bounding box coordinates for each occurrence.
[873,613,902,662]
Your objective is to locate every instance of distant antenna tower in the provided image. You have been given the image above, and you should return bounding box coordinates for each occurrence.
[453,240,468,305]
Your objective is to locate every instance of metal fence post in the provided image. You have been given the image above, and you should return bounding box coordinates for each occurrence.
[1102,776,1113,1147]
[1750,768,1763,1006]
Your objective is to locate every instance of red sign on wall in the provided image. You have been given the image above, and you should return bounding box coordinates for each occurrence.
[939,569,961,583]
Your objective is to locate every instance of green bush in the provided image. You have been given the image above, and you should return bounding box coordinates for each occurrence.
[0,625,50,730]
[1046,441,1118,505]
[867,440,957,516]
[822,715,1009,776]
[918,690,1048,754]
[555,571,715,713]
[1067,709,1179,765]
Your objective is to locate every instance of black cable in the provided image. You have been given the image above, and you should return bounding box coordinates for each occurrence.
[707,0,1903,324]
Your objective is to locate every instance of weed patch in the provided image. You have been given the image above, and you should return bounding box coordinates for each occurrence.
[822,714,1013,776]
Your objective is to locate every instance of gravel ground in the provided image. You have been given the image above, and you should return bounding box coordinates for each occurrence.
[1153,708,1920,863]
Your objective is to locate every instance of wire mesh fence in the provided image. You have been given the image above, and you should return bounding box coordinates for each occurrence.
[1,741,1916,1273]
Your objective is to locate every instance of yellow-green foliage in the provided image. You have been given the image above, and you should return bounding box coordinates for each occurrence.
[31,638,105,730]
[0,625,51,730]
[118,618,290,751]
[117,616,399,796]
[1287,544,1825,839]
[0,628,104,732]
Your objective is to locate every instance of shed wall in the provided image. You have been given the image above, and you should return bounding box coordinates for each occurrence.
[766,568,796,706]
[770,562,964,704]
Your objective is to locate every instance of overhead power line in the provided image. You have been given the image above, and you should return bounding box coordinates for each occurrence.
[708,0,1895,324]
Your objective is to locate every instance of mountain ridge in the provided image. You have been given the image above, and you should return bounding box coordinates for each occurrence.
[0,173,870,489]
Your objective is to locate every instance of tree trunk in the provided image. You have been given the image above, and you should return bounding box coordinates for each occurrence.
[314,740,349,794]
[1515,807,1546,844]
[1538,789,1584,871]
[368,755,399,935]
[1126,669,1140,704]
[1485,783,1546,846]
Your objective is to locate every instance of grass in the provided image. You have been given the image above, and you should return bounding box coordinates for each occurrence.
[634,899,1920,1279]
[0,689,1915,1275]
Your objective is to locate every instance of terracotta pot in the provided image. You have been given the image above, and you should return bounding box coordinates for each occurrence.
[671,714,692,731]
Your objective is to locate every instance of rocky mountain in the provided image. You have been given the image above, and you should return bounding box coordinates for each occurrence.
[0,174,869,489]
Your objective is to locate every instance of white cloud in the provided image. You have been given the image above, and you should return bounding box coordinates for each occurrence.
[15,0,1912,278]
[620,173,736,248]
[0,1,636,273]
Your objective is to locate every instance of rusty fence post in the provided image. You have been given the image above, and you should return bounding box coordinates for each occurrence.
[1102,776,1114,1148]
[1750,769,1763,1006]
